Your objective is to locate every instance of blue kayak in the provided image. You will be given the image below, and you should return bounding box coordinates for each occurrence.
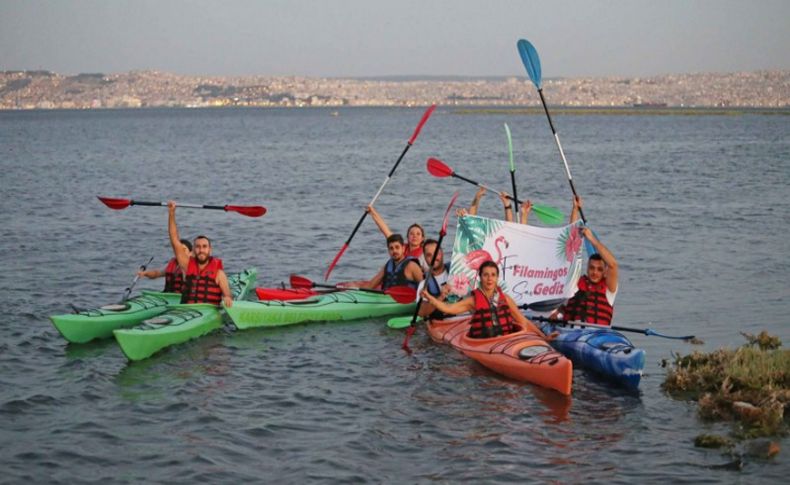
[538,321,645,390]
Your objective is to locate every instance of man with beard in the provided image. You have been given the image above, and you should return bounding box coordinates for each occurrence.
[552,196,618,325]
[168,201,233,308]
[360,234,423,291]
[416,239,452,319]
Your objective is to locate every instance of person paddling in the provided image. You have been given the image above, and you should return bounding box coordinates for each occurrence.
[360,234,424,292]
[137,239,193,293]
[168,201,233,308]
[552,196,619,325]
[421,261,556,340]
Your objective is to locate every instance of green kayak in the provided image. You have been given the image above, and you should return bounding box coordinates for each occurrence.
[113,268,257,361]
[224,289,416,329]
[50,291,182,344]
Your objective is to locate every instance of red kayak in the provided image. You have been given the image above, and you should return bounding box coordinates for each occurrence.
[428,316,573,395]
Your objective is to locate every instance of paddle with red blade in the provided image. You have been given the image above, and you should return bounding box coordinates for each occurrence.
[98,196,266,218]
[290,275,416,304]
[401,191,459,352]
[426,158,565,225]
[324,104,437,281]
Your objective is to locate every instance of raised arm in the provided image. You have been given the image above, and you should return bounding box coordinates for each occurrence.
[583,227,618,293]
[168,201,190,271]
[468,186,486,216]
[500,192,514,222]
[520,200,532,225]
[367,205,393,239]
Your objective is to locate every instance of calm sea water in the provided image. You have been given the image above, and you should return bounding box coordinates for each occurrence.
[0,107,788,483]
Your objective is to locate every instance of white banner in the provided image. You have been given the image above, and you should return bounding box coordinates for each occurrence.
[448,215,584,307]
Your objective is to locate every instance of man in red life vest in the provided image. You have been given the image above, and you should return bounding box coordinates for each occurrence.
[553,196,619,325]
[360,234,424,291]
[168,201,233,308]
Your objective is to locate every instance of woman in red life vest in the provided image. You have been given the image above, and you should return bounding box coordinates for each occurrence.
[421,261,557,340]
[167,201,233,308]
[137,239,193,293]
[552,196,619,326]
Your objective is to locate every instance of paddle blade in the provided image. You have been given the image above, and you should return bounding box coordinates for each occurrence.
[98,196,132,210]
[441,191,460,235]
[385,286,417,304]
[427,158,453,178]
[517,39,542,88]
[504,123,515,172]
[408,104,437,145]
[324,244,348,281]
[387,316,417,329]
[531,204,565,225]
[225,205,267,217]
[289,274,314,289]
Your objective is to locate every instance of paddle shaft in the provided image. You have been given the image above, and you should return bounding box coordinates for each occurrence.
[531,316,695,340]
[122,256,154,302]
[131,200,232,211]
[310,281,399,297]
[450,172,532,210]
[504,123,518,218]
[536,88,586,224]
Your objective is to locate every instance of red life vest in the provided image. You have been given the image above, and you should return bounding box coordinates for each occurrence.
[562,275,614,326]
[469,288,517,338]
[180,257,224,305]
[404,245,423,258]
[163,258,185,293]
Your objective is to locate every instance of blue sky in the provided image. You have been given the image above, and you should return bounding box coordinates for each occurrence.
[1,0,788,77]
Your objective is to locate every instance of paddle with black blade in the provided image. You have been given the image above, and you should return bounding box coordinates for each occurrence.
[504,123,519,220]
[290,275,417,304]
[399,191,460,352]
[426,157,565,225]
[98,196,266,218]
[324,104,437,281]
[517,39,596,254]
[121,256,155,303]
[529,315,696,341]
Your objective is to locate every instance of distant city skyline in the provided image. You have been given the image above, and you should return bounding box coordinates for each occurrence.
[1,0,788,78]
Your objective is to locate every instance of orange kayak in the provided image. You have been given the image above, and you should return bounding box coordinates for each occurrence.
[427,316,573,396]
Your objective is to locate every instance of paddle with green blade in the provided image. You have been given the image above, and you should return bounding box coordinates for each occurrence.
[529,315,696,341]
[516,39,596,254]
[290,275,417,304]
[324,104,437,281]
[397,191,460,351]
[504,123,519,219]
[98,196,267,218]
[426,157,565,225]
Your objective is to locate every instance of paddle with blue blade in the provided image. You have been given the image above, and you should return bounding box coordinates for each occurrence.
[324,104,437,281]
[426,158,565,225]
[399,191,460,352]
[98,196,266,218]
[516,39,596,254]
[504,123,519,219]
[529,316,696,341]
[290,275,417,304]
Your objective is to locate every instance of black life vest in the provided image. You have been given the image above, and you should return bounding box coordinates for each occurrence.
[181,257,224,305]
[163,258,185,293]
[383,257,420,290]
[469,287,517,338]
[562,275,614,326]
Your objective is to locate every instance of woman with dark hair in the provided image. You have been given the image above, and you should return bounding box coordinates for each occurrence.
[421,261,556,340]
